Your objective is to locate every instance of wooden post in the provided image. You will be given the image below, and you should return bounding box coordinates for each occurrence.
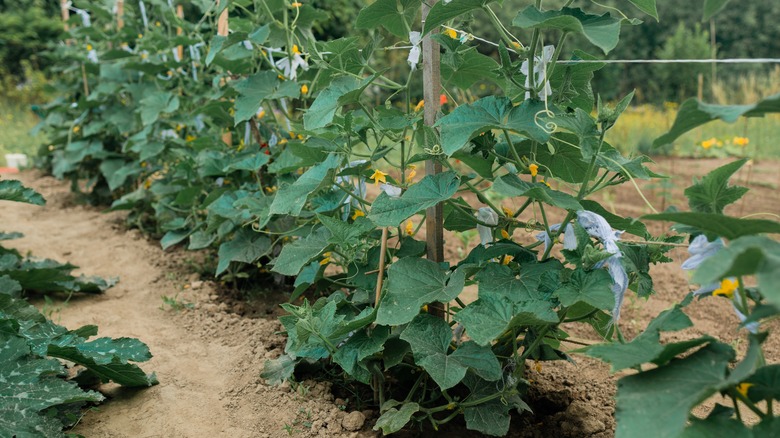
[217,0,232,146]
[176,5,184,60]
[61,0,70,31]
[422,0,445,319]
[116,0,124,30]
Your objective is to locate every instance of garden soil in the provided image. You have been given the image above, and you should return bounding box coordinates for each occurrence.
[1,157,778,437]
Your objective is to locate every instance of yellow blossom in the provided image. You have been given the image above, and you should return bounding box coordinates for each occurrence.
[370,169,387,186]
[539,179,551,188]
[155,21,161,27]
[228,107,236,116]
[86,44,93,51]
[510,41,522,49]
[319,256,331,266]
[292,44,301,55]
[291,1,302,7]
[733,136,750,147]
[501,229,510,240]
[405,220,414,236]
[138,33,143,39]
[264,186,277,193]
[529,163,539,177]
[443,28,457,39]
[422,304,429,312]
[72,125,80,133]
[140,161,147,168]
[736,382,754,398]
[185,135,196,142]
[502,255,513,265]
[406,164,417,181]
[301,84,309,95]
[713,278,738,299]
[414,100,424,112]
[446,402,457,410]
[534,361,542,372]
[257,109,266,119]
[237,139,245,152]
[701,138,717,149]
[141,52,148,60]
[502,205,513,217]
[351,209,365,220]
[175,124,184,132]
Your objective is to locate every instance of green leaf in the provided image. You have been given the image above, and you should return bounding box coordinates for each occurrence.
[261,354,296,385]
[0,181,45,205]
[626,0,658,20]
[373,402,420,434]
[513,7,622,54]
[423,0,492,36]
[369,172,459,227]
[205,35,227,66]
[232,71,300,124]
[272,227,331,276]
[269,154,343,217]
[216,228,272,276]
[615,343,734,438]
[643,212,780,241]
[318,215,375,249]
[47,337,158,387]
[355,0,422,38]
[303,76,362,130]
[400,314,500,389]
[493,174,583,211]
[684,159,748,214]
[554,269,615,311]
[436,96,553,156]
[376,259,465,326]
[248,24,270,45]
[703,0,730,21]
[680,416,752,438]
[654,94,780,147]
[333,326,389,375]
[455,295,558,346]
[441,49,501,90]
[691,236,780,307]
[477,262,557,301]
[139,92,179,126]
[746,364,780,402]
[462,374,528,436]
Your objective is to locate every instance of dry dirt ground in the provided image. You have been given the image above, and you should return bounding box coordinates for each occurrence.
[0,156,778,437]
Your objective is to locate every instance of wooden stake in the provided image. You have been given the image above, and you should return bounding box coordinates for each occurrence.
[116,0,125,30]
[176,4,184,60]
[422,0,445,319]
[375,228,389,306]
[61,0,70,31]
[216,0,232,145]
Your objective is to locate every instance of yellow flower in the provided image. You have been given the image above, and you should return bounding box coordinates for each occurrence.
[733,136,750,147]
[405,220,414,236]
[736,382,754,398]
[502,255,513,265]
[138,33,143,39]
[713,278,738,298]
[422,304,429,312]
[443,28,457,39]
[301,84,308,95]
[500,229,510,240]
[351,209,365,220]
[406,164,417,180]
[319,257,331,266]
[291,1,302,7]
[228,107,236,116]
[539,179,551,188]
[86,44,93,51]
[701,138,717,149]
[140,161,147,168]
[502,205,513,217]
[155,21,161,27]
[185,135,196,142]
[414,100,424,112]
[264,185,277,193]
[370,169,387,186]
[72,125,80,133]
[257,109,266,119]
[529,163,539,177]
[292,44,301,55]
[510,41,522,49]
[140,52,148,60]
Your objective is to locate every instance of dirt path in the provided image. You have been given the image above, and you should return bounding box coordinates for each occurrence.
[1,158,777,437]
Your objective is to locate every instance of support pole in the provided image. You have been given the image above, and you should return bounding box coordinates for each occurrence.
[422,0,445,319]
[176,5,184,60]
[116,0,124,30]
[216,0,232,146]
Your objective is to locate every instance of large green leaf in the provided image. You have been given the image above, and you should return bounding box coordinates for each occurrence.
[303,76,364,130]
[654,94,780,147]
[615,343,734,438]
[369,172,459,226]
[216,228,272,276]
[454,295,558,346]
[333,326,389,376]
[554,269,615,310]
[441,48,501,90]
[436,96,553,156]
[47,337,158,387]
[423,0,493,36]
[513,7,622,54]
[355,0,422,38]
[643,212,780,240]
[269,154,342,217]
[684,158,748,214]
[400,314,500,390]
[463,374,530,436]
[376,259,465,325]
[373,401,420,435]
[703,0,730,20]
[0,180,45,206]
[232,71,300,124]
[625,0,658,20]
[692,235,780,307]
[139,92,179,126]
[271,226,331,276]
[318,215,375,249]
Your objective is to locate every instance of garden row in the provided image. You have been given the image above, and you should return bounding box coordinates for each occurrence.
[23,0,780,436]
